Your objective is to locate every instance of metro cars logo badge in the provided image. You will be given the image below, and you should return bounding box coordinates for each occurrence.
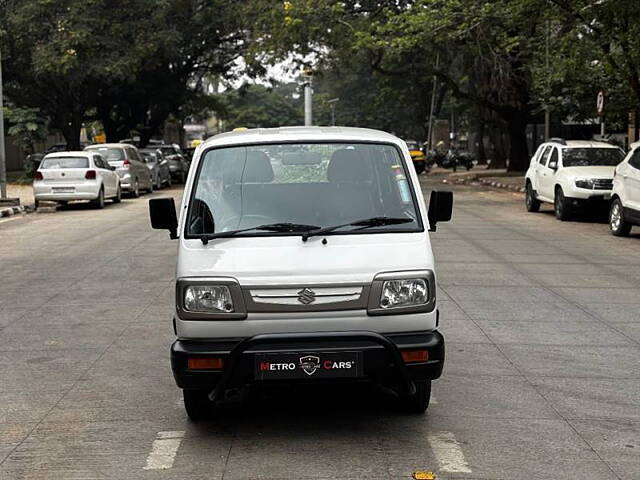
[297,288,316,305]
[299,355,320,375]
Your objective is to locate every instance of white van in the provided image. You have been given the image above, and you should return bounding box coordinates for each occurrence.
[149,127,453,420]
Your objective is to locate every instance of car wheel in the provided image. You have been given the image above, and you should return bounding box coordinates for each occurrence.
[399,380,431,414]
[131,179,140,198]
[113,186,122,204]
[525,182,541,212]
[155,175,162,190]
[554,187,572,221]
[609,198,632,236]
[183,389,214,421]
[166,175,172,187]
[92,187,105,209]
[148,179,154,193]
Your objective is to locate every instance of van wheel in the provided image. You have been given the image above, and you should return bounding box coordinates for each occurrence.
[183,389,214,421]
[399,380,431,414]
[554,187,572,221]
[525,182,541,212]
[92,187,105,209]
[609,198,632,236]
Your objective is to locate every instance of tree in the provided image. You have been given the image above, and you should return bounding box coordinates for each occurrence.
[221,83,303,129]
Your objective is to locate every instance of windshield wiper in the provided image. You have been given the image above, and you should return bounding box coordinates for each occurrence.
[201,223,320,245]
[301,217,414,242]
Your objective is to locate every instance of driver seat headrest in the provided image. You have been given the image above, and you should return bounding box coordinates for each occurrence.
[243,150,274,183]
[327,149,372,182]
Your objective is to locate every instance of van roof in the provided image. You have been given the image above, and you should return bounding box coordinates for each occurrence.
[201,126,401,148]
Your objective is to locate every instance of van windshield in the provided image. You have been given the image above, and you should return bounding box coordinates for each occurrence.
[186,143,422,237]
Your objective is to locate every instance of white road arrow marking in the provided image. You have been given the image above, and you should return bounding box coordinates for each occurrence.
[427,431,472,473]
[143,431,185,470]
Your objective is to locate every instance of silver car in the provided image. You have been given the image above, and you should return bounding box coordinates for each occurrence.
[85,143,153,197]
[140,149,172,189]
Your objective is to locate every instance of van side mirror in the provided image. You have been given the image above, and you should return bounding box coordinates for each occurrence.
[149,198,178,239]
[427,190,453,232]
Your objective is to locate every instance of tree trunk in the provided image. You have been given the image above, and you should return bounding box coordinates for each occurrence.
[60,112,83,150]
[475,111,487,165]
[506,113,530,172]
[488,126,507,169]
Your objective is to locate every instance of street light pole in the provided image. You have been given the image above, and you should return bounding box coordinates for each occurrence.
[302,66,313,126]
[0,49,7,199]
[426,52,440,151]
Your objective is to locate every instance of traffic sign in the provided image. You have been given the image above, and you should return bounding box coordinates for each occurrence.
[597,91,605,115]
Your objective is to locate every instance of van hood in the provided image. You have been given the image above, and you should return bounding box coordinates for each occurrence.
[177,232,433,285]
[562,165,615,178]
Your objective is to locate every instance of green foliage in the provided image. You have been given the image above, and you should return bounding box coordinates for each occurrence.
[221,83,303,129]
[3,105,47,154]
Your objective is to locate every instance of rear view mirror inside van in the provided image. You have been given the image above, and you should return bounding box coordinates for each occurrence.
[427,191,453,232]
[149,197,178,239]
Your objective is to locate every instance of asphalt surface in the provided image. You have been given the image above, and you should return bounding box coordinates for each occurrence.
[0,178,638,480]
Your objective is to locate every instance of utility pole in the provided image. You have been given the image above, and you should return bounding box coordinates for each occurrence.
[302,66,313,126]
[0,49,7,199]
[544,16,550,140]
[426,53,440,151]
[328,98,339,126]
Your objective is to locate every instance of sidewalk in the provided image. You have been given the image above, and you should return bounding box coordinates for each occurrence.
[0,184,35,218]
[436,165,525,193]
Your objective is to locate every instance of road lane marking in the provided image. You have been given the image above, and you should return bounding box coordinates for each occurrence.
[427,431,471,473]
[143,431,185,470]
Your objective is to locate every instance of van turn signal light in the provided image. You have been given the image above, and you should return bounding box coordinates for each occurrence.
[188,357,224,370]
[401,350,429,363]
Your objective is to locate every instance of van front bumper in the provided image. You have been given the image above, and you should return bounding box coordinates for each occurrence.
[171,329,444,397]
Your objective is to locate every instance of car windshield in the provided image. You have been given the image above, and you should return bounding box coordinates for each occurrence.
[86,147,125,162]
[563,148,624,167]
[40,157,89,169]
[160,147,175,156]
[186,142,421,236]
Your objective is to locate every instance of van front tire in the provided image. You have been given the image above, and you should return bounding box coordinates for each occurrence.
[183,389,214,421]
[400,379,431,414]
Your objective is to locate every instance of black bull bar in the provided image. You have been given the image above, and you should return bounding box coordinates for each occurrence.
[208,331,417,402]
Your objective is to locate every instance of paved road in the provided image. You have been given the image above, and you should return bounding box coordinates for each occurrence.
[0,179,638,480]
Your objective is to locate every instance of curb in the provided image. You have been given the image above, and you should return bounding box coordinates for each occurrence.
[0,205,29,218]
[443,175,526,193]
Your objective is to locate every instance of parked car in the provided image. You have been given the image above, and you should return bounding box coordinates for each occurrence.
[158,144,189,183]
[609,141,640,235]
[140,148,172,189]
[149,126,453,420]
[405,140,427,174]
[33,151,121,209]
[85,143,153,197]
[28,143,87,169]
[525,139,625,220]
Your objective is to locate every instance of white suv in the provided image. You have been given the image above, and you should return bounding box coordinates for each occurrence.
[524,139,625,220]
[609,141,640,236]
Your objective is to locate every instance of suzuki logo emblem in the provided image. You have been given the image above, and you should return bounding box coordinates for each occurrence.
[297,288,316,305]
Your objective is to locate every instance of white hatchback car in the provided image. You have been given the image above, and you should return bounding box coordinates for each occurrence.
[149,126,453,420]
[609,141,640,236]
[525,139,625,220]
[33,151,121,208]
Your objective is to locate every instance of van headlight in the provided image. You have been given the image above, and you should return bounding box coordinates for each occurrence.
[177,278,246,319]
[380,279,428,308]
[184,285,234,313]
[368,271,436,315]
